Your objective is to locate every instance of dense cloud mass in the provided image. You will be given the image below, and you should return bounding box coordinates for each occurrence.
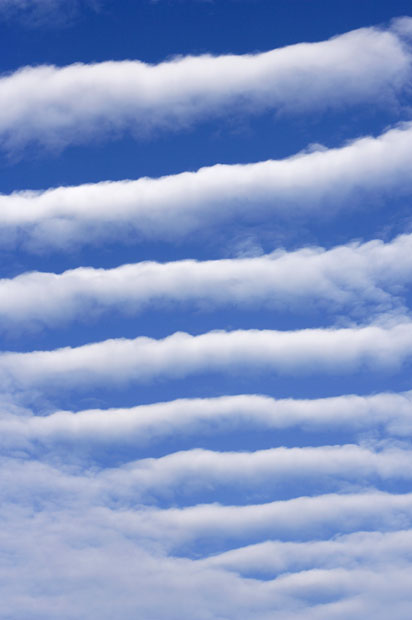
[1,123,412,249]
[0,233,411,328]
[0,18,411,149]
[2,322,412,390]
[3,391,412,452]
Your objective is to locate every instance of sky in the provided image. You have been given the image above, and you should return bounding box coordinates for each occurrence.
[1,1,412,618]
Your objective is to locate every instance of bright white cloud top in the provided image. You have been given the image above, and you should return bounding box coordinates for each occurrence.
[2,122,412,249]
[0,232,411,327]
[0,18,411,149]
[2,391,412,453]
[1,321,412,390]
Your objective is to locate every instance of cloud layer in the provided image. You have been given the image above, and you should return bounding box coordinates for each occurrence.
[1,494,411,619]
[0,18,410,149]
[1,232,411,328]
[3,13,412,620]
[3,391,412,453]
[1,321,412,390]
[2,122,412,249]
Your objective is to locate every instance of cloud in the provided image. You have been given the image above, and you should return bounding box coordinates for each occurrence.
[2,123,412,250]
[2,461,411,549]
[1,320,412,390]
[60,445,412,501]
[121,491,412,550]
[6,443,412,507]
[2,391,412,452]
[3,11,412,620]
[1,452,412,548]
[1,500,412,619]
[0,18,411,149]
[2,447,412,618]
[1,438,412,619]
[201,529,412,576]
[1,233,412,328]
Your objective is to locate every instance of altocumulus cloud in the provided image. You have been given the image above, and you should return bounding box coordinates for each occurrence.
[2,391,412,454]
[0,232,411,329]
[1,446,412,619]
[1,123,412,250]
[3,9,412,620]
[1,508,411,619]
[0,18,411,149]
[1,321,412,390]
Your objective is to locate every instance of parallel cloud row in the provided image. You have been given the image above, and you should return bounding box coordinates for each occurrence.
[3,16,412,620]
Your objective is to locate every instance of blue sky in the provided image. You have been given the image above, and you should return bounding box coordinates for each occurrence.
[1,1,412,618]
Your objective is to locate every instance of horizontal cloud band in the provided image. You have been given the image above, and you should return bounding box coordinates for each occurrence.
[2,123,412,250]
[2,456,411,548]
[1,233,412,327]
[3,391,412,449]
[2,322,412,389]
[65,445,412,497]
[107,491,412,548]
[2,465,412,618]
[200,529,412,576]
[3,444,412,509]
[1,18,411,149]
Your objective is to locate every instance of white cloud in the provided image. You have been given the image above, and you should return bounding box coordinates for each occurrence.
[76,445,412,504]
[1,505,412,619]
[201,529,412,576]
[101,444,412,497]
[3,10,412,620]
[2,122,412,250]
[1,450,412,619]
[0,19,410,149]
[6,443,412,506]
[1,454,411,547]
[1,321,412,390]
[128,491,412,548]
[1,233,412,328]
[3,391,412,453]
